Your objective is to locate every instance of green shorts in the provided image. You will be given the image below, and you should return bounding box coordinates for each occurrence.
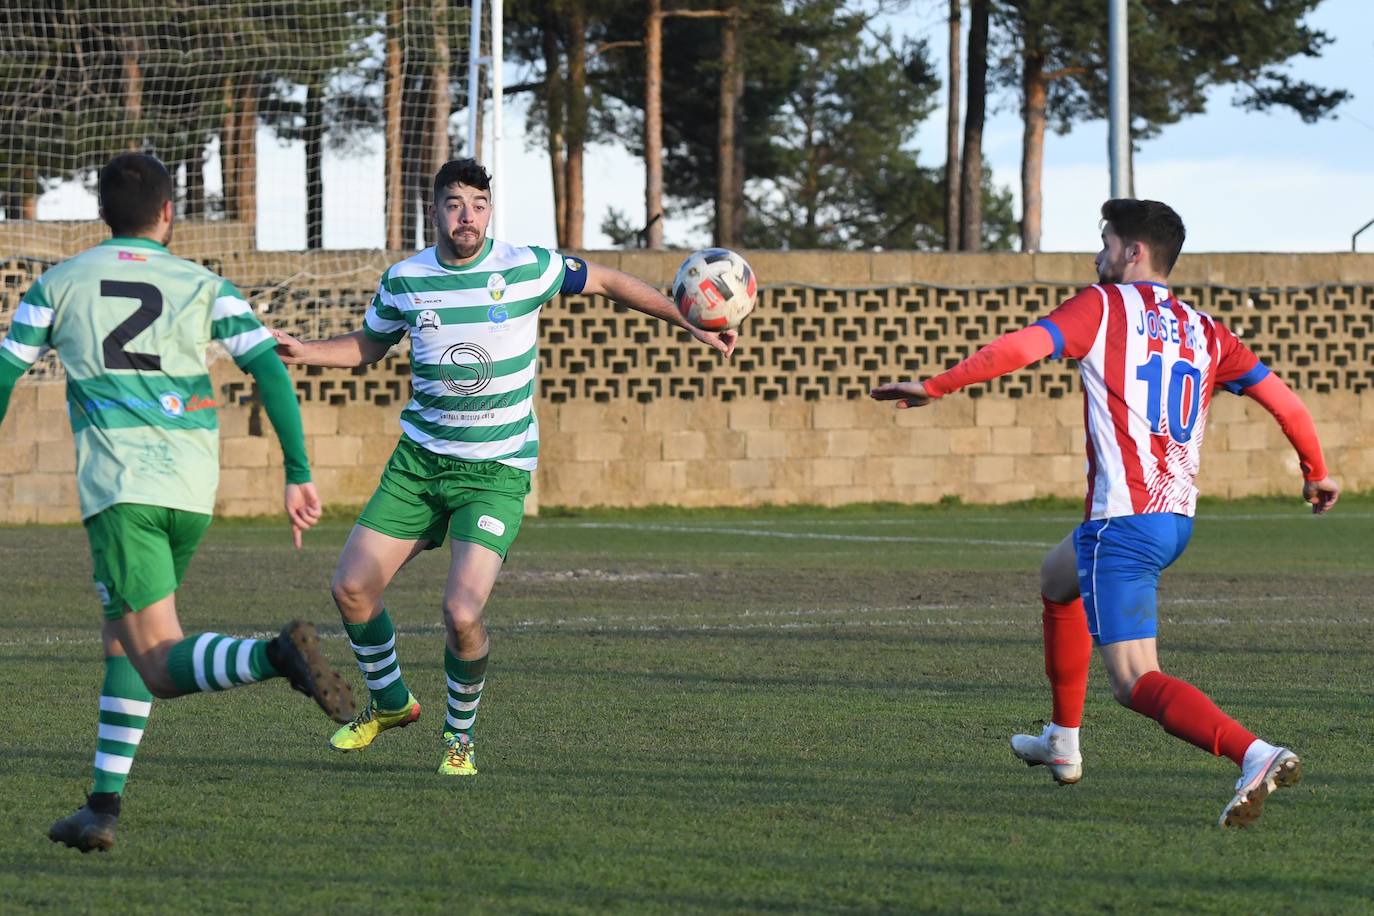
[357,436,530,558]
[84,503,212,620]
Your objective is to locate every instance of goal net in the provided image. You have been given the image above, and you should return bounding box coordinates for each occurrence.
[1,0,489,379]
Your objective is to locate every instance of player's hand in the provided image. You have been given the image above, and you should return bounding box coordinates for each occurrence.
[1302,477,1339,515]
[870,380,934,409]
[284,482,322,549]
[271,327,307,365]
[689,325,737,358]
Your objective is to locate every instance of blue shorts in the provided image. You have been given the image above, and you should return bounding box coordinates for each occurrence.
[1074,513,1193,645]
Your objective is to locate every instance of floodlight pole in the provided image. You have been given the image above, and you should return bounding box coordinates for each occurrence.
[491,0,503,239]
[1108,0,1130,198]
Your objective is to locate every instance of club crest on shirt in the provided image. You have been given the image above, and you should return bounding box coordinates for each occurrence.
[159,392,185,418]
[416,309,441,332]
[487,274,507,301]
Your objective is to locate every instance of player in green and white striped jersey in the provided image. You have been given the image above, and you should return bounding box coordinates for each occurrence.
[273,158,735,775]
[0,154,356,853]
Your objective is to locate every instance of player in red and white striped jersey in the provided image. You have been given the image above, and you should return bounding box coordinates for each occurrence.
[872,199,1340,827]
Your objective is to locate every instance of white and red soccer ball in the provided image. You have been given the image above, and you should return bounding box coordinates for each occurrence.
[672,248,757,331]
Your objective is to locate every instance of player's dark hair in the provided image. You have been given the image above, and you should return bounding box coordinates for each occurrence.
[433,158,492,197]
[1100,198,1186,274]
[99,153,174,236]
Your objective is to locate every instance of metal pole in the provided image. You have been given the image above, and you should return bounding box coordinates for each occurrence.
[1354,217,1374,252]
[491,0,503,239]
[1107,0,1129,198]
[467,0,483,158]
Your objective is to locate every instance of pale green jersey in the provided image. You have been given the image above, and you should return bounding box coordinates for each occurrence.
[363,240,567,471]
[0,237,275,519]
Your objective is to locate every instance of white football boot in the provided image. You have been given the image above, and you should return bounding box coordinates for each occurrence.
[1219,744,1302,828]
[1010,724,1082,785]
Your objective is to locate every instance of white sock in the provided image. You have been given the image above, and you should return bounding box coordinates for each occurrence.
[1241,738,1279,773]
[1047,723,1080,750]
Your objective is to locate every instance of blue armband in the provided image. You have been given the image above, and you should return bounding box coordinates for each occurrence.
[559,256,589,294]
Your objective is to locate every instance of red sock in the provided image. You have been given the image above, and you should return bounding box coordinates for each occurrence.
[1042,596,1092,728]
[1128,671,1256,765]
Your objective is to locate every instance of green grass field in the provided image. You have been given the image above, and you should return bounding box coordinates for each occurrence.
[3,496,1373,914]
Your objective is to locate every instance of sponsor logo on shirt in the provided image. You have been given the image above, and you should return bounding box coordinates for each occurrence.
[438,342,494,396]
[477,515,506,537]
[75,392,217,419]
[487,274,507,301]
[488,303,508,324]
[117,250,147,262]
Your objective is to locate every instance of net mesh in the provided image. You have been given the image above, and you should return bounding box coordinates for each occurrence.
[1,0,486,380]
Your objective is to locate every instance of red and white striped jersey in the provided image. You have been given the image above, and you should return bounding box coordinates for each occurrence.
[1036,282,1268,520]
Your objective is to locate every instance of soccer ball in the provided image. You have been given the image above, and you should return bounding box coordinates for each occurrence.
[671,248,758,331]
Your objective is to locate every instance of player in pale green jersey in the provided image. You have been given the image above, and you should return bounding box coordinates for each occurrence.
[0,153,356,853]
[272,158,735,775]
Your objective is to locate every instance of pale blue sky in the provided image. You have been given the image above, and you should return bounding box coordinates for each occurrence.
[37,0,1374,253]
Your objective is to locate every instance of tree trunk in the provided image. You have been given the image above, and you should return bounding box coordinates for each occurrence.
[233,76,257,234]
[384,0,404,250]
[541,18,567,247]
[121,34,144,150]
[565,3,587,249]
[20,169,37,220]
[420,0,452,248]
[1020,52,1047,253]
[944,0,961,251]
[715,7,740,247]
[730,20,746,245]
[186,147,204,219]
[959,0,987,252]
[431,0,451,173]
[644,0,664,249]
[304,82,324,250]
[221,78,237,220]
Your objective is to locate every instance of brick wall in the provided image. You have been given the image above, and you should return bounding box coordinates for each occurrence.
[3,250,1372,522]
[4,381,1369,524]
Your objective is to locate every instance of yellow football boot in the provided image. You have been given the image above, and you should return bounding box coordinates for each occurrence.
[437,735,478,776]
[329,694,421,751]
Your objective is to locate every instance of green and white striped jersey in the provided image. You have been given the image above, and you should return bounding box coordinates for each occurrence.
[0,237,276,519]
[364,240,567,471]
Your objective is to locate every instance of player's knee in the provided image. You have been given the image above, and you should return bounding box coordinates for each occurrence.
[131,658,179,698]
[330,571,375,615]
[1110,680,1136,707]
[443,603,485,640]
[1040,560,1079,603]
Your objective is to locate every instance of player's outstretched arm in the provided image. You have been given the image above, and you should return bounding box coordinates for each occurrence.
[581,261,737,358]
[1243,373,1340,515]
[870,324,1055,408]
[271,327,393,368]
[242,347,322,546]
[0,358,24,429]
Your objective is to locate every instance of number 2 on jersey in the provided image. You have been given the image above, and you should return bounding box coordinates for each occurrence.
[1136,353,1201,443]
[101,280,163,371]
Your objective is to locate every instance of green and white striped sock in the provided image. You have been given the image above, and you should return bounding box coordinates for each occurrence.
[165,633,279,694]
[443,648,487,743]
[344,609,411,711]
[91,656,153,795]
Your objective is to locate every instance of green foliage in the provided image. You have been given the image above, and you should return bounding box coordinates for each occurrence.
[993,0,1349,142]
